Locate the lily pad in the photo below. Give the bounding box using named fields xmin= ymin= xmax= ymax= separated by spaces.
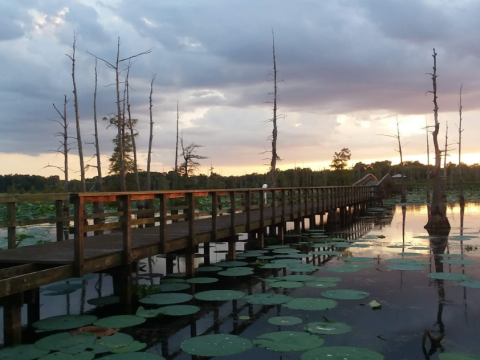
xmin=384 ymin=258 xmax=417 ymax=264
xmin=44 ymin=283 xmax=82 ymax=292
xmin=302 ymin=346 xmax=385 ymax=360
xmin=218 ymin=268 xmax=254 ymax=276
xmin=409 ymin=247 xmax=431 ymax=250
xmin=135 ymin=306 xmax=163 ymax=318
xmin=244 ymin=293 xmax=292 ymax=305
xmin=305 ymin=321 xmax=352 ymax=335
xmin=459 ymin=280 xmax=480 ymax=289
xmin=386 ymin=264 xmax=426 ymax=271
xmin=33 ymin=315 xmax=97 ymax=331
xmin=269 ymin=281 xmax=303 ymax=289
xmin=194 ymin=290 xmax=245 ymax=301
xmin=268 ymin=316 xmax=302 ymax=326
xmin=428 ymin=273 xmax=473 ymax=281
xmin=450 ymin=235 xmax=477 ymax=241
xmin=321 ymin=289 xmax=369 ymax=300
xmin=95 ymin=333 xmax=133 ymax=351
xmin=96 ymin=352 xmax=166 ymax=360
xmin=283 ymin=297 xmax=337 ymax=311
xmin=253 ymin=331 xmax=324 ymax=352
xmin=441 ymin=259 xmax=476 ymax=265
xmin=185 ymin=277 xmax=218 ymax=284
xmin=386 ymin=245 xmax=406 ymax=248
xmin=139 ymin=293 xmax=193 ymax=306
xmin=35 ymin=333 xmax=74 ymax=351
xmin=290 ymin=265 xmax=321 ymax=272
xmin=196 ymin=266 xmax=222 ymax=272
xmin=215 ymin=261 xmax=249 ymax=267
xmin=39 ymin=353 xmax=94 ymax=360
xmin=305 ymin=281 xmax=337 ymax=288
xmin=157 ymin=305 xmax=200 ymax=316
xmin=93 ymin=315 xmax=145 ymax=329
xmin=437 ymin=254 xmax=465 ymax=258
xmin=439 ymin=353 xmax=480 ymax=360
xmin=0 ymin=345 xmax=49 ymax=360
xmin=260 ymin=263 xmax=287 ymax=269
xmin=180 ymin=334 xmax=252 ymax=356
xmin=158 ymin=283 xmax=190 ymax=292
xmin=282 ymin=274 xmax=317 ymax=282
xmin=87 ymin=296 xmax=120 ymax=306
xmin=110 ymin=341 xmax=146 ymax=354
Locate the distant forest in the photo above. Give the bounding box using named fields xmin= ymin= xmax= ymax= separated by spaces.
xmin=1 ymin=160 xmax=480 ymax=194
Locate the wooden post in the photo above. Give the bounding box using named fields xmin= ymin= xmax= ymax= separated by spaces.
xmin=289 ymin=189 xmax=294 ymax=221
xmin=259 ymin=190 xmax=265 ymax=232
xmin=25 ymin=288 xmax=40 ymax=324
xmin=72 ymin=194 xmax=85 ymax=276
xmin=230 ymin=191 xmax=236 ymax=237
xmin=7 ymin=202 xmax=16 ymax=249
xmin=278 ymin=224 xmax=284 ymax=244
xmin=114 ymin=265 xmax=133 ymax=309
xmin=258 ymin=230 xmax=265 ymax=249
xmin=246 ymin=190 xmax=251 ymax=233
xmin=2 ymin=293 xmax=23 ymax=345
xmin=55 ymin=200 xmax=64 ymax=242
xmin=120 ymin=195 xmax=132 ymax=265
xmin=298 ymin=189 xmax=302 ymax=218
xmin=271 ymin=189 xmax=276 ymax=225
xmin=321 ymin=188 xmax=325 ymax=213
xmin=186 ymin=193 xmax=195 ymax=277
xmin=166 ymin=254 xmax=175 ymax=274
xmin=281 ymin=189 xmax=286 ymax=224
xmin=211 ymin=191 xmax=218 ymax=242
xmin=227 ymin=236 xmax=236 ymax=260
xmin=159 ymin=193 xmax=167 ymax=253
xmin=203 ymin=242 xmax=211 ymax=265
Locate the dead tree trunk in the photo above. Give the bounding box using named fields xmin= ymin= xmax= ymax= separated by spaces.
xmin=175 ymin=102 xmax=179 ymax=174
xmin=396 ymin=116 xmax=406 ymax=202
xmin=458 ymin=84 xmax=465 ymax=205
xmin=425 ymin=118 xmax=431 ymax=203
xmin=93 ymin=59 xmax=103 ymax=192
xmin=125 ymin=65 xmax=141 ymax=192
xmin=87 ymin=38 xmax=151 ymax=191
xmin=425 ymin=48 xmax=450 ymax=231
xmin=67 ymin=33 xmax=86 ymax=192
xmin=269 ymin=30 xmax=280 ymax=188
xmin=146 ymin=74 xmax=156 ymax=191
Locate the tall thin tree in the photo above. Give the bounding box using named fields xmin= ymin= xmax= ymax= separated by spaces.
xmin=88 ymin=38 xmax=151 ymax=191
xmin=425 ymin=117 xmax=431 ymax=203
xmin=146 ymin=74 xmax=156 ymax=191
xmin=268 ymin=30 xmax=280 ymax=187
xmin=175 ymin=102 xmax=179 ymax=174
xmin=66 ymin=33 xmax=86 ymax=192
xmin=93 ymin=59 xmax=103 ymax=191
xmin=125 ymin=64 xmax=141 ymax=191
xmin=49 ymin=95 xmax=70 ymax=192
xmin=458 ymin=84 xmax=465 ymax=205
xmin=425 ymin=48 xmax=450 ymax=231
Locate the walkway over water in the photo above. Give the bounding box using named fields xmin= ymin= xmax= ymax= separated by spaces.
xmin=0 ymin=185 xmax=378 ymax=344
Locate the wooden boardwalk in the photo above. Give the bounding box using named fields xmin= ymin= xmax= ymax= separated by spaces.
xmin=0 ymin=186 xmax=376 ymax=344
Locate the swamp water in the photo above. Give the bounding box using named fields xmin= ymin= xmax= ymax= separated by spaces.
xmin=1 ymin=202 xmax=480 ymax=359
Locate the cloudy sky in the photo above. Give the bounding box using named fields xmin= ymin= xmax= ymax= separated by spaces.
xmin=1 ymin=0 xmax=480 ymax=179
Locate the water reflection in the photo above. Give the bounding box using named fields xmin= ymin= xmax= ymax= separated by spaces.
xmin=6 ymin=202 xmax=480 ymax=359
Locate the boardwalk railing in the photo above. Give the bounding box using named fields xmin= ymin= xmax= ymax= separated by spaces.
xmin=0 ymin=186 xmax=375 ymax=275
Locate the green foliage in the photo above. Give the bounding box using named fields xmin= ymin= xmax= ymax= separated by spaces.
xmin=132 ymin=284 xmax=161 ymax=299
xmin=330 ymin=148 xmax=351 ymax=170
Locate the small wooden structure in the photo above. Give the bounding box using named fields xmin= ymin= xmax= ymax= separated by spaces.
xmin=0 ymin=185 xmax=380 ymax=345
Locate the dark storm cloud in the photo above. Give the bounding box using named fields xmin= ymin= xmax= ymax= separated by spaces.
xmin=2 ymin=0 xmax=480 ymax=172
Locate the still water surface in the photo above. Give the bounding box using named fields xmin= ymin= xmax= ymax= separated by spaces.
xmin=2 ymin=202 xmax=480 ymax=359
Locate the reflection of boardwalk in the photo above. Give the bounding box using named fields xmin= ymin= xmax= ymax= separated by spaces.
xmin=0 ymin=186 xmax=375 ymax=345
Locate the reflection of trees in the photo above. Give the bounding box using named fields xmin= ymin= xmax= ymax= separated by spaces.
xmin=423 ymin=229 xmax=449 ymax=359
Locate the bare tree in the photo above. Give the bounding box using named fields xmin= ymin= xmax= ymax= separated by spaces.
xmin=92 ymin=59 xmax=103 ymax=191
xmin=88 ymin=38 xmax=151 ymax=191
xmin=47 ymin=95 xmax=70 ymax=192
xmin=425 ymin=49 xmax=450 ymax=231
xmin=180 ymin=137 xmax=208 ymax=187
xmin=125 ymin=64 xmax=141 ymax=191
xmin=425 ymin=117 xmax=431 ymax=203
xmin=66 ymin=33 xmax=86 ymax=192
xmin=146 ymin=74 xmax=156 ymax=191
xmin=268 ymin=30 xmax=281 ymax=187
xmin=443 ymin=121 xmax=448 ymax=179
xmin=377 ymin=116 xmax=406 ymax=201
xmin=457 ymin=84 xmax=465 ymax=205
xmin=175 ymin=102 xmax=179 ymax=173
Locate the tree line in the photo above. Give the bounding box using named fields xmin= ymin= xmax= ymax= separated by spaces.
xmin=3 ymin=159 xmax=480 ymax=194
